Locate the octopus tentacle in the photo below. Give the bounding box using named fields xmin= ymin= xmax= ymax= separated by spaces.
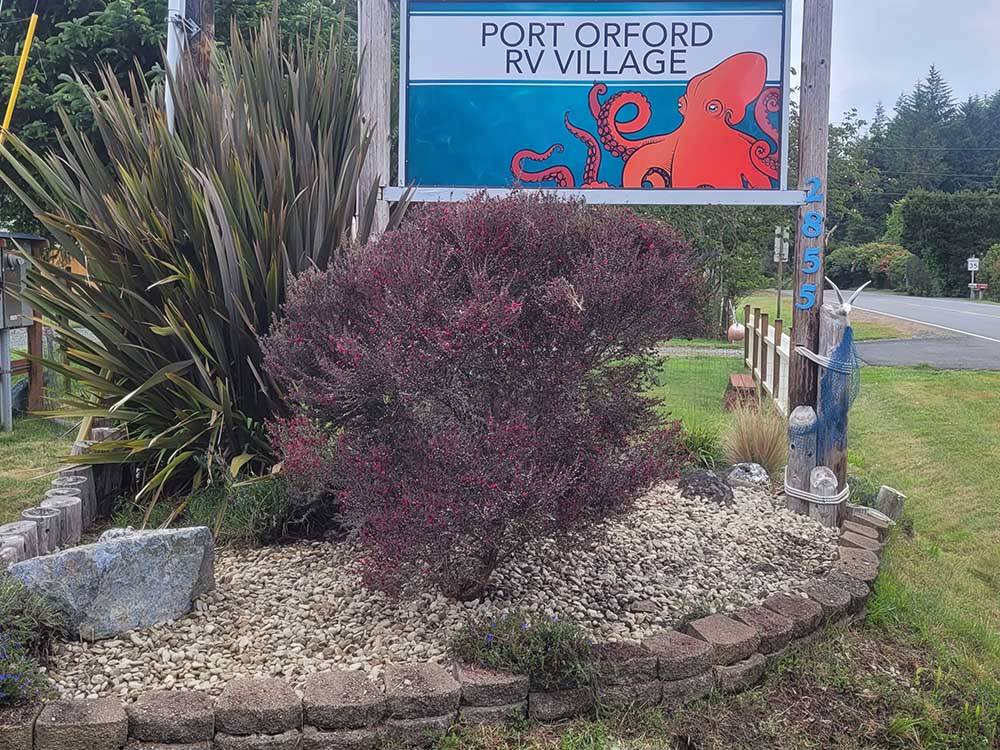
xmin=591 ymin=83 xmax=658 ymax=160
xmin=564 ymin=114 xmax=608 ymax=188
xmin=510 ymin=145 xmax=575 ymax=188
xmin=754 ymin=86 xmax=782 ymax=145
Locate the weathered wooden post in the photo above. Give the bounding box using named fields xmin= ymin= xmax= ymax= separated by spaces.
xmin=772 ymin=319 xmax=783 ymax=397
xmin=875 ymin=486 xmax=906 ymax=521
xmin=41 ymin=495 xmax=83 ymax=546
xmin=53 ymin=473 xmax=95 ymax=530
xmin=786 ymin=406 xmax=818 ymax=515
xmin=743 ymin=305 xmax=751 ymax=362
xmin=359 ymin=0 xmax=392 ymax=233
xmin=20 ymin=507 xmax=61 ymax=552
xmin=0 ymin=520 xmax=40 ymax=559
xmin=1 ymin=534 xmax=26 ymax=563
xmin=751 ymin=307 xmax=761 ymax=374
xmin=808 ymin=466 xmax=839 ymax=527
xmin=0 ymin=544 xmax=16 ymax=570
xmin=759 ymin=312 xmax=770 ymax=385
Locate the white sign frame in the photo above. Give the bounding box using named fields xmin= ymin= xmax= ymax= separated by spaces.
xmin=386 ymin=0 xmax=802 ymax=206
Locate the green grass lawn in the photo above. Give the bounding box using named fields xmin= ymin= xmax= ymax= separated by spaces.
xmin=648 ymin=355 xmax=744 ymax=430
xmin=738 ymin=290 xmax=909 ymax=342
xmin=850 ymin=366 xmax=1000 ymax=681
xmin=0 ymin=418 xmax=76 ymax=524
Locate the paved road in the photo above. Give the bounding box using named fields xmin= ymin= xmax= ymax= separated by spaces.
xmin=852 ymin=292 xmax=1000 ymax=370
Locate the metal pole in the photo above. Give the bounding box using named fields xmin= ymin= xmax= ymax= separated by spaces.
xmin=165 ymin=0 xmax=186 ymax=132
xmin=0 ymin=328 xmax=11 ymax=432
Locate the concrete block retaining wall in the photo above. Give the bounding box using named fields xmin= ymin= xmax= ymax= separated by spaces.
xmin=0 ymin=515 xmax=889 ymax=750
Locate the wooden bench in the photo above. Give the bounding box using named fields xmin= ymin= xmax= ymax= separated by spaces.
xmin=724 ymin=372 xmax=758 ymax=411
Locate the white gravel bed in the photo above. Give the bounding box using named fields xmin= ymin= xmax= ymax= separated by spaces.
xmin=48 ymin=482 xmax=838 ymax=699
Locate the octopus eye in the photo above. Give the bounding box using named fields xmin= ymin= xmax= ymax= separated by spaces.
xmin=706 ymin=100 xmax=722 ymax=114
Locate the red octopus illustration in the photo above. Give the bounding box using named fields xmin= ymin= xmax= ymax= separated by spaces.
xmin=510 ymin=51 xmax=780 ymax=190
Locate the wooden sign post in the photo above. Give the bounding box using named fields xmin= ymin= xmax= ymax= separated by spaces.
xmin=358 ymin=0 xmax=392 ymax=233
xmin=788 ymin=0 xmax=834 ymax=411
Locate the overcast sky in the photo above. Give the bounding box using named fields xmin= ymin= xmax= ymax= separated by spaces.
xmin=789 ymin=0 xmax=1000 ymax=124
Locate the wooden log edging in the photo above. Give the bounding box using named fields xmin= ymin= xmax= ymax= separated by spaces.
xmin=0 ymin=516 xmax=890 ymax=750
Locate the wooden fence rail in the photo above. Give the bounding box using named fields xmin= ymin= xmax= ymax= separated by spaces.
xmin=744 ymin=306 xmax=791 ymax=415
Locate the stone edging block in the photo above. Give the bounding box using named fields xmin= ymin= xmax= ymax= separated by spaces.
xmin=214 ymin=678 xmax=302 ymax=736
xmin=303 ymin=670 xmax=385 ymax=730
xmin=642 ymin=629 xmax=713 ymax=680
xmin=453 ymin=664 xmax=529 ymax=707
xmin=214 ymin=729 xmax=301 ymax=749
xmin=35 ymin=697 xmax=127 ymax=750
xmin=732 ymin=605 xmax=794 ymax=654
xmin=383 ymin=663 xmax=460 ymax=720
xmin=685 ymin=614 xmax=761 ymax=665
xmin=762 ymin=593 xmax=823 ymax=638
xmin=127 ymin=689 xmax=214 ymax=743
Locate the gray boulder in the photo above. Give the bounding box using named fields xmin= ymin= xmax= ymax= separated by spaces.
xmin=726 ymin=463 xmax=771 ymax=490
xmin=9 ymin=527 xmax=214 ymax=640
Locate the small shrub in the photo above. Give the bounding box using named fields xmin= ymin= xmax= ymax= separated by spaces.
xmin=450 ymin=611 xmax=594 ymax=691
xmin=0 ymin=576 xmax=64 ymax=660
xmin=847 ymin=474 xmax=880 ymax=508
xmin=680 ymin=423 xmax=722 ymax=469
xmin=825 ymin=246 xmax=867 ymax=289
xmin=901 ymin=255 xmax=938 ymax=297
xmin=887 ymin=251 xmax=915 ymax=290
xmin=981 ymin=243 xmax=1000 ymax=301
xmin=721 ymin=402 xmax=787 ymax=478
xmin=0 ymin=635 xmax=48 ymax=707
xmin=856 ymin=243 xmax=910 ymax=288
xmin=264 ymin=194 xmax=703 ymax=599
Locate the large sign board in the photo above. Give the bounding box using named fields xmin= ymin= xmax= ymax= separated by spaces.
xmin=396 ymin=0 xmax=796 ymax=204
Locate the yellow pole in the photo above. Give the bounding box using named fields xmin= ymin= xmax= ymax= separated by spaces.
xmin=1 ymin=10 xmax=40 ymax=144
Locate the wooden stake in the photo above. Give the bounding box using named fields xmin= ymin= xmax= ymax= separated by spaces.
xmin=772 ymin=319 xmax=783 ymax=397
xmin=759 ymin=312 xmax=769 ymax=384
xmin=0 ymin=520 xmax=40 ymax=559
xmin=53 ymin=473 xmax=95 ymax=530
xmin=21 ymin=507 xmax=61 ymax=552
xmin=1 ymin=535 xmax=26 ymax=563
xmin=786 ymin=406 xmax=817 ymax=515
xmin=41 ymin=496 xmax=83 ymax=547
xmin=815 ymin=302 xmax=850 ymax=490
xmin=875 ymin=486 xmax=906 ymax=521
xmin=358 ymin=0 xmax=392 ymax=233
xmin=751 ymin=307 xmax=761 ymax=373
xmin=743 ymin=304 xmax=751 ymax=362
xmin=788 ymin=0 xmax=834 ymax=411
xmin=808 ymin=466 xmax=839 ymax=528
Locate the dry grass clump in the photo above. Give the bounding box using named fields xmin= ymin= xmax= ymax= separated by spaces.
xmin=722 ymin=402 xmax=787 ymax=477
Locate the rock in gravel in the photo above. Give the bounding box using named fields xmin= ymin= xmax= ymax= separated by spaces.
xmin=9 ymin=527 xmax=214 ymax=640
xmin=678 ymin=470 xmax=735 ymax=506
xmin=726 ymin=463 xmax=770 ymax=490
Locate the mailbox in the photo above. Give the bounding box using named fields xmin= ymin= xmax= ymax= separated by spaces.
xmin=1 ymin=254 xmax=32 ymax=329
